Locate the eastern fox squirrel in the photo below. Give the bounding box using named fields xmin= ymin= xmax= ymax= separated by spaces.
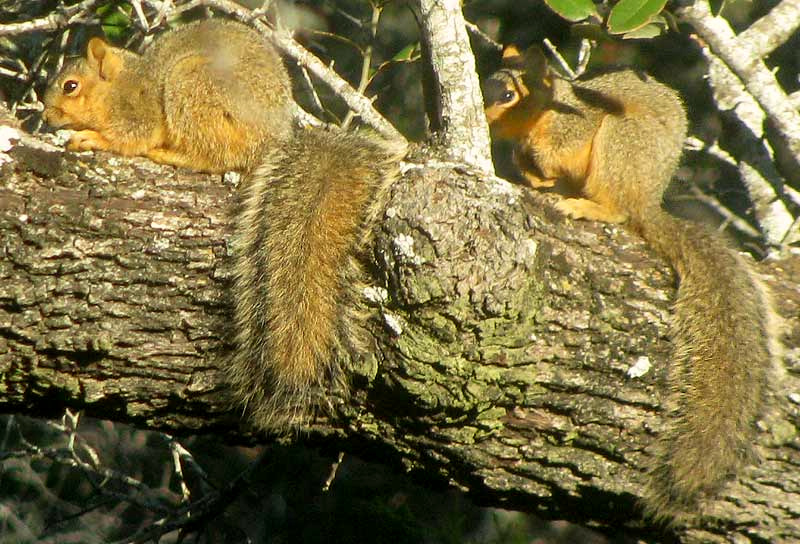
xmin=484 ymin=45 xmax=781 ymax=522
xmin=43 ymin=18 xmax=405 ymax=428
xmin=43 ymin=19 xmax=293 ymax=172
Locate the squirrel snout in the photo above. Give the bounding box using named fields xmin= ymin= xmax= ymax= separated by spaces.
xmin=41 ymin=106 xmax=62 ymax=127
xmin=41 ymin=106 xmax=77 ymax=130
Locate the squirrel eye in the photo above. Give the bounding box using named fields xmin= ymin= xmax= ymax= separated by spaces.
xmin=500 ymin=89 xmax=516 ymax=103
xmin=62 ymin=80 xmax=79 ymax=95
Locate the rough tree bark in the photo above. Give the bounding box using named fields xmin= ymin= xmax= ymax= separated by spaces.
xmin=1 ymin=119 xmax=799 ymax=543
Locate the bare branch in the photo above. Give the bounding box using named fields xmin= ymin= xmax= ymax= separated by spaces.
xmin=0 ymin=13 xmax=64 ymax=35
xmin=678 ymin=1 xmax=800 ymax=162
xmin=0 ymin=0 xmax=101 ymax=35
xmin=342 ymin=3 xmax=381 ymax=130
xmin=543 ymin=38 xmax=578 ymax=80
xmin=697 ymin=47 xmax=797 ymax=245
xmin=415 ymin=0 xmax=493 ymax=172
xmin=679 ymin=3 xmax=799 ymax=246
xmin=737 ymin=0 xmax=800 ymax=58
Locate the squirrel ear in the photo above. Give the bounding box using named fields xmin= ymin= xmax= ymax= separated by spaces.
xmin=501 ymin=44 xmax=550 ymax=78
xmin=501 ymin=45 xmax=522 ymax=62
xmin=521 ymin=45 xmax=549 ymax=81
xmin=500 ymin=45 xmax=525 ymax=70
xmin=86 ymin=37 xmax=124 ymax=81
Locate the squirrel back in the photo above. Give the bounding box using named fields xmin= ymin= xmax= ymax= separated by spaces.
xmin=485 ymin=45 xmax=782 ymax=522
xmin=43 ymin=19 xmax=292 ymax=172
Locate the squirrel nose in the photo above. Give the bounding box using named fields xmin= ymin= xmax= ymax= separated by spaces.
xmin=42 ymin=107 xmax=63 ymax=127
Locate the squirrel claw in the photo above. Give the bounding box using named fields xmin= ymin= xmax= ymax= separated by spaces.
xmin=67 ymin=130 xmax=109 ymax=152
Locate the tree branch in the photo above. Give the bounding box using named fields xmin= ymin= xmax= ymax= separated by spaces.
xmin=678 ymin=1 xmax=799 ymax=246
xmin=0 ymin=0 xmax=101 ymax=36
xmin=1 ymin=116 xmax=798 ymax=543
xmin=414 ymin=0 xmax=493 ymax=172
xmin=678 ymin=0 xmax=800 ymax=165
xmin=686 ymin=44 xmax=797 ymax=246
xmin=737 ymin=0 xmax=800 ymax=58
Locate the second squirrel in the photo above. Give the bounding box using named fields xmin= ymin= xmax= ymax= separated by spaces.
xmin=484 ymin=45 xmax=781 ymax=522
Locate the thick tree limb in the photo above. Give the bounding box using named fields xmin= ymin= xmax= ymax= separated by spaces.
xmin=1 ymin=126 xmax=799 ymax=542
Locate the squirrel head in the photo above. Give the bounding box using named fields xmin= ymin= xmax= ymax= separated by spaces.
xmin=483 ymin=45 xmax=555 ymax=140
xmin=42 ymin=37 xmax=131 ymax=131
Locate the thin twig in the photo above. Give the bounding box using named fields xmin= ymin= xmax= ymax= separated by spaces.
xmin=0 ymin=0 xmax=102 ymax=35
xmin=687 ymin=185 xmax=762 ymax=239
xmin=575 ymin=39 xmax=592 ymax=77
xmin=322 ymin=451 xmax=345 ymax=492
xmin=343 ymin=3 xmax=381 ymax=129
xmin=685 ymin=133 xmax=797 ymax=245
xmin=113 ymin=448 xmax=273 ymax=544
xmin=5 ymin=414 xmax=177 ymax=515
xmin=542 ymin=38 xmax=577 ymax=80
xmin=170 ymin=438 xmax=193 ymax=502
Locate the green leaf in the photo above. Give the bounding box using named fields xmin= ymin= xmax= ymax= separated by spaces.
xmin=392 ymin=43 xmax=419 ymax=62
xmin=98 ymin=3 xmax=132 ymax=41
xmin=570 ymin=22 xmax=612 ymax=42
xmin=607 ymin=0 xmax=667 ymax=34
xmin=543 ymin=0 xmax=600 ymax=22
xmin=621 ymin=22 xmax=665 ymax=39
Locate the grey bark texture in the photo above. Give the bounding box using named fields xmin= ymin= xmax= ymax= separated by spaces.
xmin=415 ymin=0 xmax=493 ymax=172
xmin=1 ymin=123 xmax=799 ymax=542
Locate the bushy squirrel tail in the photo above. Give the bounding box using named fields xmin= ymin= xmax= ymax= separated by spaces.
xmin=228 ymin=127 xmax=405 ymax=430
xmin=633 ymin=207 xmax=781 ymax=521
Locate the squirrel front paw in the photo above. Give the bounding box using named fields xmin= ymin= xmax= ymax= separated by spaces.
xmin=521 ymin=171 xmax=557 ymax=188
xmin=67 ymin=130 xmax=110 ymax=152
xmin=554 ymin=197 xmax=628 ymax=224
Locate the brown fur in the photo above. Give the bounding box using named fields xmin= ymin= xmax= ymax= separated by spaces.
xmin=230 ymin=129 xmax=404 ymax=428
xmin=43 ymin=19 xmax=292 ymax=173
xmin=485 ymin=45 xmax=782 ymax=522
xmin=43 ymin=19 xmax=407 ymax=430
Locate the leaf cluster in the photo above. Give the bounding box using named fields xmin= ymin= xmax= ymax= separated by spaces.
xmin=543 ymin=0 xmax=672 ymax=39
